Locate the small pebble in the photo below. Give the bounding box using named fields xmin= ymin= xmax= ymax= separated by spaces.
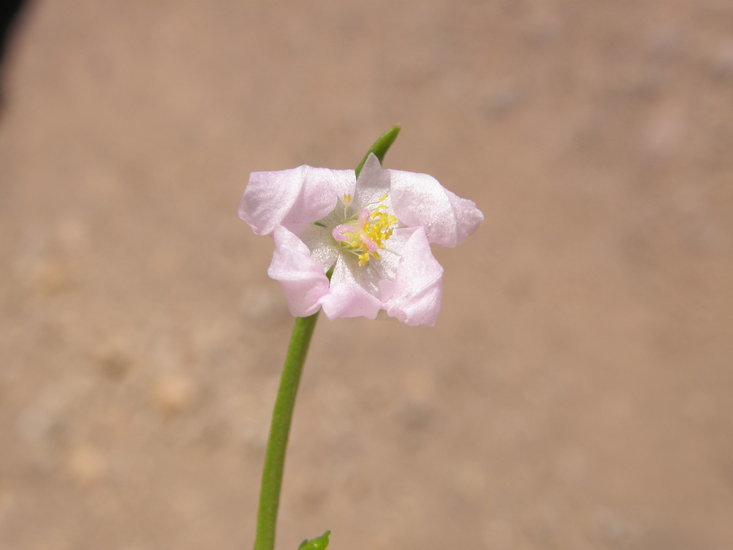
xmin=67 ymin=445 xmax=106 ymax=484
xmin=96 ymin=348 xmax=132 ymax=379
xmin=153 ymin=373 xmax=197 ymax=415
xmin=29 ymin=258 xmax=72 ymax=296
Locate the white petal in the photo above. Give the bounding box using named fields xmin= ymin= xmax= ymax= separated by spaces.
xmin=299 ymin=224 xmax=339 ymax=270
xmin=353 ymin=153 xmax=391 ymax=210
xmin=320 ymin=256 xmax=382 ymax=320
xmin=380 ymin=227 xmax=444 ymax=326
xmin=267 ymin=226 xmax=329 ymax=317
xmin=239 ymin=166 xmax=355 ymax=235
xmin=389 ymin=169 xmax=484 ymax=247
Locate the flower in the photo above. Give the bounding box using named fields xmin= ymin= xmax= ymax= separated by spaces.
xmin=239 ymin=154 xmax=483 ymax=326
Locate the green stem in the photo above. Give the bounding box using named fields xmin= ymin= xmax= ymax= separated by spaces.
xmin=253 ymin=312 xmax=320 ymax=550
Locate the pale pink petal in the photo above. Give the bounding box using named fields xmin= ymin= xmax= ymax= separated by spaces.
xmin=267 ymin=226 xmax=329 ymax=317
xmin=298 ymin=224 xmax=339 ymax=270
xmin=380 ymin=228 xmax=444 ymax=327
xmin=367 ymin=228 xmax=411 ymax=281
xmin=286 ymin=168 xmax=355 ymax=230
xmin=444 ymin=190 xmax=485 ymax=244
xmin=320 ymin=257 xmax=382 ymax=320
xmin=389 ymin=170 xmax=484 ymax=247
xmin=353 ymin=153 xmax=391 ymax=208
xmin=239 ymin=166 xmax=355 ymax=235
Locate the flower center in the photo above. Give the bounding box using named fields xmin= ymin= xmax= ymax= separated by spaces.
xmin=331 ymin=194 xmax=399 ymax=266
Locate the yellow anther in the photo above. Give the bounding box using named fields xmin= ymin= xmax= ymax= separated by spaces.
xmin=333 ymin=194 xmax=399 ymax=266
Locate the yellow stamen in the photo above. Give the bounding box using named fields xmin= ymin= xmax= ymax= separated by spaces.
xmin=335 ymin=194 xmax=398 ymax=266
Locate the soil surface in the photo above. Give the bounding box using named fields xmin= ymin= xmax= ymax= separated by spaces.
xmin=1 ymin=2 xmax=732 ymax=549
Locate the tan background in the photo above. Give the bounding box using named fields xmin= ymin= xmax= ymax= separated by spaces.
xmin=1 ymin=1 xmax=732 ymax=549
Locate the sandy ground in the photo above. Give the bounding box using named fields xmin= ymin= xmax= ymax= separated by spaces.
xmin=1 ymin=1 xmax=732 ymax=549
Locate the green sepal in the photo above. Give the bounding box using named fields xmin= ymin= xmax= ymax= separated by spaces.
xmin=298 ymin=530 xmax=331 ymax=549
xmin=354 ymin=125 xmax=401 ymax=177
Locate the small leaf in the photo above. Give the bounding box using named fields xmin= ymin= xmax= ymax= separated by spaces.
xmin=298 ymin=530 xmax=331 ymax=549
xmin=355 ymin=125 xmax=401 ymax=177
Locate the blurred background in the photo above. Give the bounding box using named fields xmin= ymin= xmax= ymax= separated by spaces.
xmin=1 ymin=1 xmax=732 ymax=549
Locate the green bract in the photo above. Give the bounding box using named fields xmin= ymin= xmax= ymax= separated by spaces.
xmin=298 ymin=530 xmax=331 ymax=549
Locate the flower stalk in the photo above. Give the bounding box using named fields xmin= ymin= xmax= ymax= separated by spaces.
xmin=253 ymin=312 xmax=320 ymax=550
xmin=246 ymin=126 xmax=483 ymax=548
xmin=251 ymin=127 xmax=404 ymax=550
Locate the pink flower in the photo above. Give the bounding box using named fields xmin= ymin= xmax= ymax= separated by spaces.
xmin=239 ymin=154 xmax=483 ymax=326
